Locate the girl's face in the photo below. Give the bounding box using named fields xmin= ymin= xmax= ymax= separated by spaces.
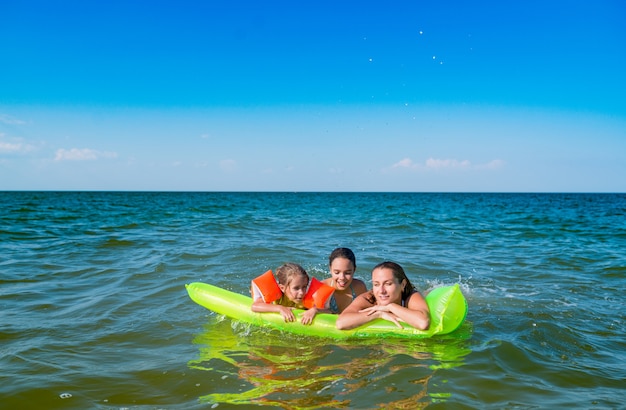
xmin=371 ymin=267 xmax=404 ymax=306
xmin=280 ymin=275 xmax=309 ymax=304
xmin=329 ymin=257 xmax=356 ymax=290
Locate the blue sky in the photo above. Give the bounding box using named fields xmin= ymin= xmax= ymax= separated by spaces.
xmin=1 ymin=1 xmax=625 ymax=192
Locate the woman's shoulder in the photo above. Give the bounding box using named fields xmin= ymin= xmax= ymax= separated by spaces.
xmin=406 ymin=290 xmax=428 ymax=309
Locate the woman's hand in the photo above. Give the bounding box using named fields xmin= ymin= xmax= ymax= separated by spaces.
xmin=360 ymin=304 xmax=393 ymax=315
xmin=379 ymin=311 xmax=403 ymax=328
xmin=359 ymin=305 xmax=403 ymax=328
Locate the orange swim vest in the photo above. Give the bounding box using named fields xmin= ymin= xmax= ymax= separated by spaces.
xmin=250 ymin=270 xmax=335 ymax=309
xmin=251 ymin=270 xmax=283 ymax=303
xmin=303 ymin=277 xmax=335 ymax=309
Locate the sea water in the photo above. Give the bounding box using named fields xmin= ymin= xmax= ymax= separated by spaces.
xmin=1 ymin=191 xmax=624 ymax=409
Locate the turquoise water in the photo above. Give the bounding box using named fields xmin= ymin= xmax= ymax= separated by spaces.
xmin=1 ymin=192 xmax=624 ymax=409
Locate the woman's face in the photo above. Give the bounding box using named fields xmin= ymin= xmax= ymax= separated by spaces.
xmin=280 ymin=275 xmax=308 ymax=304
xmin=371 ymin=267 xmax=404 ymax=306
xmin=329 ymin=257 xmax=356 ymax=290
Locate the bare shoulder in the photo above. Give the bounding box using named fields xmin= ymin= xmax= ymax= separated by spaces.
xmin=352 ymin=278 xmax=368 ymax=294
xmin=407 ymin=291 xmax=429 ymax=310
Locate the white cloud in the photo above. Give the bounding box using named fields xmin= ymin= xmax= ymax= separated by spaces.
xmin=392 ymin=158 xmax=418 ymax=169
xmin=54 ymin=148 xmax=118 ymax=161
xmin=477 ymin=159 xmax=505 ymax=169
xmin=0 ymin=114 xmax=26 ymax=125
xmin=219 ymin=159 xmax=237 ymax=172
xmin=0 ymin=135 xmax=36 ymax=154
xmin=387 ymin=157 xmax=504 ymax=172
xmin=0 ymin=140 xmax=24 ymax=153
xmin=425 ymin=158 xmax=471 ymax=169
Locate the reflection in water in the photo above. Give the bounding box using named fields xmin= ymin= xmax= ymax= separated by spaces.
xmin=189 ymin=316 xmax=472 ymax=409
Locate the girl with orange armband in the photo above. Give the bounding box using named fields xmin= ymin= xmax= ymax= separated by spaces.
xmin=251 ymin=263 xmax=334 ymax=325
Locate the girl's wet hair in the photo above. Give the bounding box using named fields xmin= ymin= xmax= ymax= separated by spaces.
xmin=275 ymin=262 xmax=309 ymax=286
xmin=329 ymin=247 xmax=356 ymax=268
xmin=372 ymin=261 xmax=416 ymax=301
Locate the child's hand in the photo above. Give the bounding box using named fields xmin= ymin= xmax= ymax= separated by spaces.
xmin=301 ymin=307 xmax=317 ymax=325
xmin=278 ymin=306 xmax=296 ymax=322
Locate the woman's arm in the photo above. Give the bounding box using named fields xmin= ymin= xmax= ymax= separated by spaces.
xmin=335 ymin=294 xmax=377 ymax=330
xmin=401 ymin=292 xmax=430 ymax=330
xmin=360 ymin=292 xmax=430 ymax=330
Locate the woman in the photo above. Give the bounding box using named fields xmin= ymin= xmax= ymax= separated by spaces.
xmin=323 ymin=247 xmax=367 ymax=313
xmin=336 ymin=261 xmax=430 ymax=330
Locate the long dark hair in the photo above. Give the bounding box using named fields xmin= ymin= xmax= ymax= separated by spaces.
xmin=371 ymin=261 xmax=416 ymax=302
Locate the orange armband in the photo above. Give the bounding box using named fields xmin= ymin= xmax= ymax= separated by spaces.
xmin=303 ymin=277 xmax=335 ymax=309
xmin=251 ymin=270 xmax=282 ymax=303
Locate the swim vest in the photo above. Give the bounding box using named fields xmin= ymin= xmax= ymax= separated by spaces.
xmin=251 ymin=270 xmax=335 ymax=309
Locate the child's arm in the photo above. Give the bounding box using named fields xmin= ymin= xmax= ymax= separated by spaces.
xmin=300 ymin=306 xmax=318 ymax=325
xmin=251 ymin=299 xmax=296 ymax=322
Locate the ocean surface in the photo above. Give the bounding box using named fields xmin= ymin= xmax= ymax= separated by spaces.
xmin=1 ymin=191 xmax=624 ymax=409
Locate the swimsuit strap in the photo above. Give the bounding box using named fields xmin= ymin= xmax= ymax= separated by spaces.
xmin=329 ymin=294 xmax=339 ymax=314
xmin=402 ymin=291 xmax=416 ymax=307
xmin=328 ymin=283 xmax=357 ymax=314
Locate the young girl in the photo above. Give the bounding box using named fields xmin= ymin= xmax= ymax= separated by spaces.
xmin=323 ymin=248 xmax=367 ymax=313
xmin=251 ymin=263 xmax=327 ymax=325
xmin=336 ymin=261 xmax=430 ymax=330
